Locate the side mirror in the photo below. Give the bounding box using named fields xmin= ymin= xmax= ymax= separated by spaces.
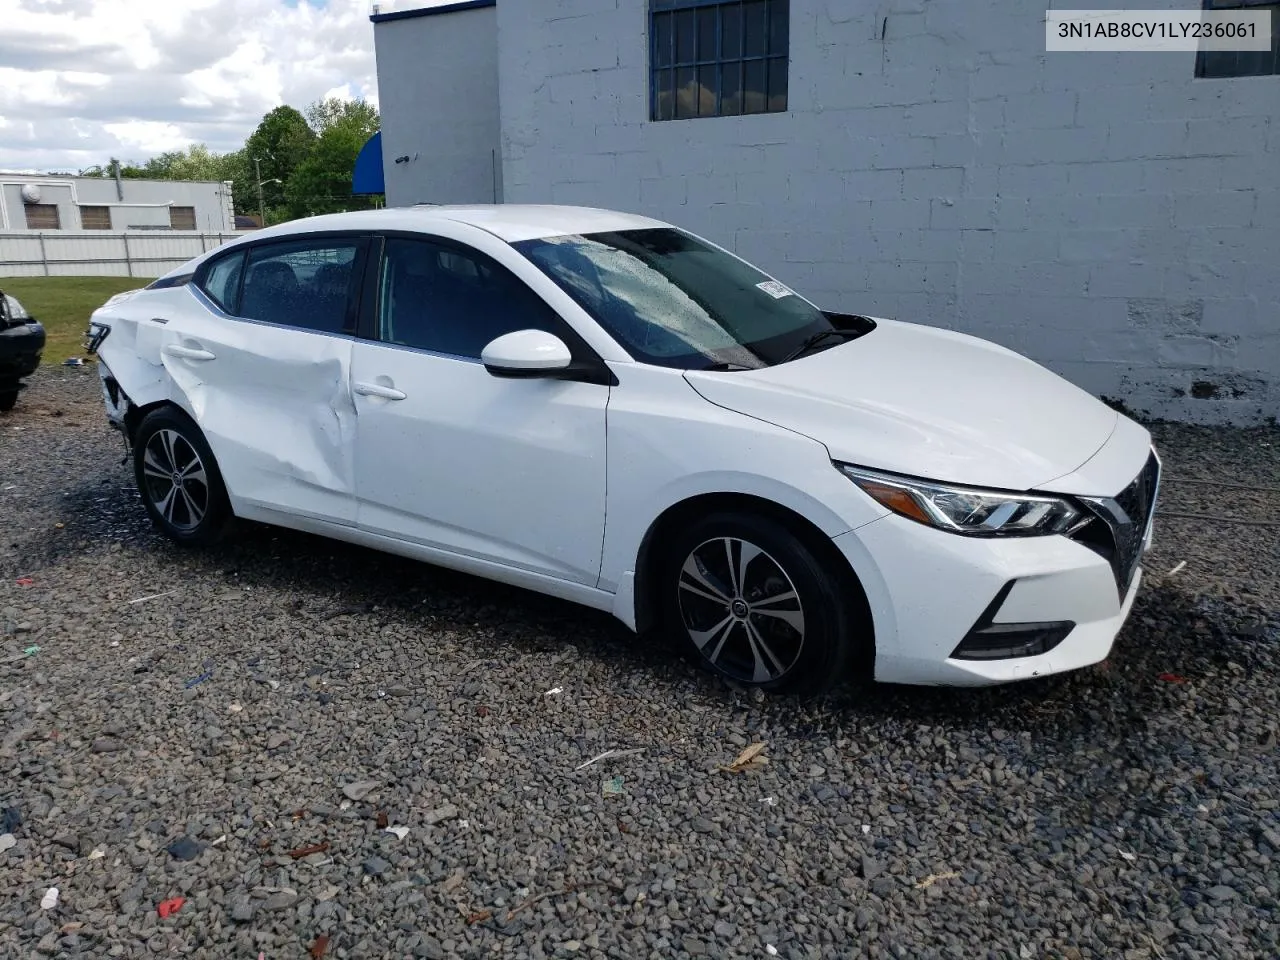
xmin=481 ymin=329 xmax=573 ymax=378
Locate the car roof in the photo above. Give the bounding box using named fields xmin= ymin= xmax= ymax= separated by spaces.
xmin=245 ymin=205 xmax=670 ymax=244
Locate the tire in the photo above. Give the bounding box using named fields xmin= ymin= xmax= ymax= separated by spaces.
xmin=132 ymin=406 xmax=234 ymax=546
xmin=660 ymin=511 xmax=864 ymax=695
xmin=0 ymin=389 xmax=17 ymax=412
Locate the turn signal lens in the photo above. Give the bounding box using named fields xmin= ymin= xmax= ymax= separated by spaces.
xmin=855 ymin=481 xmax=934 ymax=526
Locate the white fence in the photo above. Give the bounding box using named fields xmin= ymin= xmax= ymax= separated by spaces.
xmin=0 ymin=231 xmax=246 ymax=278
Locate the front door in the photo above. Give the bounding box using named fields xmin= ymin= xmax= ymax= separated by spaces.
xmin=351 ymin=235 xmax=609 ymax=585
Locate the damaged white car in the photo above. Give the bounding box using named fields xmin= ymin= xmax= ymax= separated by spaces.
xmin=88 ymin=205 xmax=1158 ymax=693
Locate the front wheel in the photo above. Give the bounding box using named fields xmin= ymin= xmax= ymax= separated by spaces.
xmin=132 ymin=407 xmax=234 ymax=546
xmin=660 ymin=512 xmax=864 ymax=694
xmin=0 ymin=386 xmax=18 ymax=411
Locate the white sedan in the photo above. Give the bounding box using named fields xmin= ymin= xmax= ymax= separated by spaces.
xmin=88 ymin=205 xmax=1158 ymax=693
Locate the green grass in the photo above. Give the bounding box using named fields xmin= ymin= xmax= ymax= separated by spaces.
xmin=1 ymin=276 xmax=155 ymax=364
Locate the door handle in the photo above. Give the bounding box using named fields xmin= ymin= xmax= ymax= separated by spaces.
xmin=163 ymin=344 xmax=216 ymax=361
xmin=353 ymin=381 xmax=407 ymax=401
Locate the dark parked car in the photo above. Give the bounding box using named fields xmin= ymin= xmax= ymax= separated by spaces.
xmin=0 ymin=289 xmax=46 ymax=410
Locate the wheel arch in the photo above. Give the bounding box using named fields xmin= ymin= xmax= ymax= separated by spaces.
xmin=123 ymin=398 xmax=195 ymax=443
xmin=632 ymin=492 xmax=874 ymax=659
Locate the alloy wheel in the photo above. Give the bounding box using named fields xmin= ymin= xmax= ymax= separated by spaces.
xmin=141 ymin=428 xmax=209 ymax=533
xmin=676 ymin=536 xmax=806 ymax=684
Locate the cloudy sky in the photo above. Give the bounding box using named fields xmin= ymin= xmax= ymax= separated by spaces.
xmin=0 ymin=0 xmax=390 ymax=173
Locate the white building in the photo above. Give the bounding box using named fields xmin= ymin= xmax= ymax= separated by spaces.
xmin=372 ymin=0 xmax=1280 ymax=423
xmin=0 ymin=174 xmax=235 ymax=233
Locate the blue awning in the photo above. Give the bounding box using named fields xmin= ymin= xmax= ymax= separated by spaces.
xmin=352 ymin=131 xmax=384 ymax=196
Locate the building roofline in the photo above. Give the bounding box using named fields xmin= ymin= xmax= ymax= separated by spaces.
xmin=0 ymin=172 xmax=231 ymax=186
xmin=370 ymin=0 xmax=495 ymax=24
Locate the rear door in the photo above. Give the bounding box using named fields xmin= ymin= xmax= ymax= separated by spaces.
xmin=164 ymin=233 xmax=369 ymax=523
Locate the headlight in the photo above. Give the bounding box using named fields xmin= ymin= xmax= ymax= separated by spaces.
xmin=838 ymin=464 xmax=1088 ymax=537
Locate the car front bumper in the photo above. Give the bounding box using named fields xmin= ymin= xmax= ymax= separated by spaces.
xmin=0 ymin=321 xmax=46 ymax=382
xmin=834 ymin=509 xmax=1153 ymax=686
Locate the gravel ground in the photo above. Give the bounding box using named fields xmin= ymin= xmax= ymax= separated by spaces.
xmin=1 ymin=367 xmax=1277 ymax=960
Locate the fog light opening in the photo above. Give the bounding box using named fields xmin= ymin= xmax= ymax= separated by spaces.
xmin=950 ymin=580 xmax=1075 ymax=661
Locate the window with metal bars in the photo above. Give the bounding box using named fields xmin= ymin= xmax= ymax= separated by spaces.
xmin=1196 ymin=0 xmax=1279 ymax=77
xmin=80 ymin=205 xmax=112 ymax=230
xmin=23 ymin=203 xmax=60 ymax=230
xmin=650 ymin=0 xmax=789 ymax=121
xmin=169 ymin=206 xmax=197 ymax=230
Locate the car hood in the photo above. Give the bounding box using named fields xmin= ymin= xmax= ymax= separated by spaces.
xmin=683 ymin=319 xmax=1119 ymax=492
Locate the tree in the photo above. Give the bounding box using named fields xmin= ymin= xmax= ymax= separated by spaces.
xmin=77 ymin=148 xmax=237 ymax=183
xmin=136 ymin=144 xmax=233 ymax=181
xmin=306 ymin=97 xmax=380 ymax=137
xmin=244 ymin=105 xmax=316 ymax=220
xmin=284 ymin=98 xmax=381 ymax=219
xmin=290 ymin=101 xmax=384 ymax=221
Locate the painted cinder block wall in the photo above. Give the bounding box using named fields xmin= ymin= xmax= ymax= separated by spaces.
xmin=374 ymin=4 xmax=503 ymax=208
xmin=495 ymin=0 xmax=1279 ymax=424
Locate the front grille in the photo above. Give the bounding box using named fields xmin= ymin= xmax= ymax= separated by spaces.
xmin=1072 ymin=450 xmax=1161 ymax=597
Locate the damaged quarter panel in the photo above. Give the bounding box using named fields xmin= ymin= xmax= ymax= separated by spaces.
xmin=91 ymin=287 xmax=171 ymax=420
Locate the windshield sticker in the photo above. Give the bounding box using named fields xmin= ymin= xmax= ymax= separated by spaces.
xmin=756 ymin=280 xmax=794 ymax=299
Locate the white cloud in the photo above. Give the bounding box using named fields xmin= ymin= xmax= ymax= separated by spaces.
xmin=0 ymin=0 xmax=379 ymax=173
xmin=101 ymin=120 xmax=192 ymax=154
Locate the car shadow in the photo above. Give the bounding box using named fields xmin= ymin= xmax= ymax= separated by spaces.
xmin=40 ymin=466 xmax=1279 ymax=746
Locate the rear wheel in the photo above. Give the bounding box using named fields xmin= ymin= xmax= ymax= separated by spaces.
xmin=0 ymin=386 xmax=18 ymax=411
xmin=132 ymin=407 xmax=234 ymax=545
xmin=660 ymin=511 xmax=863 ymax=694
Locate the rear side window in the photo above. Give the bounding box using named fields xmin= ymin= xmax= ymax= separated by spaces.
xmin=199 ymin=251 xmax=245 ymax=312
xmin=239 ymin=239 xmax=364 ymax=335
xmin=378 ymin=237 xmax=571 ymax=359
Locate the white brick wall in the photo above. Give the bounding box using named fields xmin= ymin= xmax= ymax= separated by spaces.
xmin=495 ymin=0 xmax=1280 ymax=423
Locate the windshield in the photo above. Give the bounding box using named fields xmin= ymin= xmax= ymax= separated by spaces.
xmin=513 ymin=228 xmax=850 ymax=370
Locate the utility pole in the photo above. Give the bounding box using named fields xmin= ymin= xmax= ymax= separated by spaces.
xmin=254 ymin=156 xmax=265 ymax=227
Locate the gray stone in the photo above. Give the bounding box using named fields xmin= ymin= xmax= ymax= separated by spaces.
xmin=166 ymin=837 xmax=203 ymax=861
xmin=424 ymin=804 xmax=458 ymax=825
xmin=364 ymin=857 xmax=392 ymax=876
xmin=342 ymin=780 xmax=380 ymax=801
xmin=412 ymin=934 xmax=445 ymax=959
xmin=229 ymin=897 xmax=254 ymax=923
xmin=313 ymin=901 xmax=341 ymax=920
xmin=262 ymin=891 xmax=298 ymax=911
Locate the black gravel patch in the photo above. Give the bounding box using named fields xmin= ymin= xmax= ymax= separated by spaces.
xmin=1 ymin=367 xmax=1277 ymax=959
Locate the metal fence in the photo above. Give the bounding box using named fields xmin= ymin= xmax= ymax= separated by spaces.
xmin=0 ymin=231 xmax=246 ymax=278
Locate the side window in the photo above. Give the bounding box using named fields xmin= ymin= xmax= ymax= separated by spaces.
xmin=378 ymin=237 xmax=569 ymax=359
xmin=199 ymin=250 xmax=245 ymax=313
xmin=240 ymin=240 xmax=363 ymax=334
